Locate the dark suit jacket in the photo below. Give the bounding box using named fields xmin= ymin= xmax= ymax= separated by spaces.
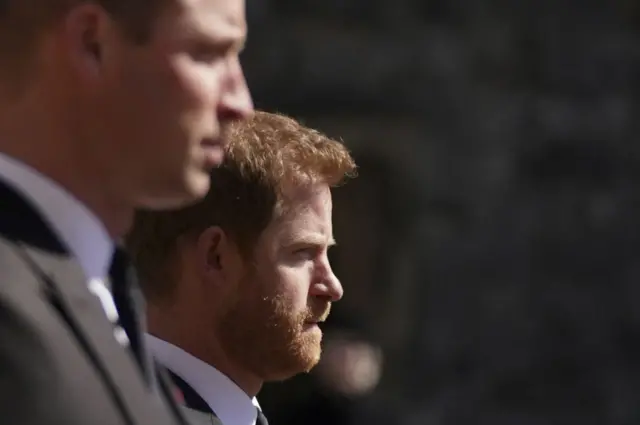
xmin=166 ymin=369 xmax=223 ymax=425
xmin=0 ymin=180 xmax=187 ymax=425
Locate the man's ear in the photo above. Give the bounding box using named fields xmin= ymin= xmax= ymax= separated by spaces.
xmin=62 ymin=3 xmax=118 ymax=82
xmin=195 ymin=226 xmax=240 ymax=286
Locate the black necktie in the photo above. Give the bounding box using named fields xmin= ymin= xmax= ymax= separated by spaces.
xmin=109 ymin=246 xmax=155 ymax=387
xmin=256 ymin=407 xmax=269 ymax=425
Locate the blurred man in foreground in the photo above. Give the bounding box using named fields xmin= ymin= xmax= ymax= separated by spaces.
xmin=0 ymin=0 xmax=252 ymax=423
xmin=126 ymin=111 xmax=356 ymax=425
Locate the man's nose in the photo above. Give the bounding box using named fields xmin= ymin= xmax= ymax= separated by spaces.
xmin=325 ymin=272 xmax=343 ymax=302
xmin=311 ymin=267 xmax=344 ymax=303
xmin=219 ymin=60 xmax=254 ymax=120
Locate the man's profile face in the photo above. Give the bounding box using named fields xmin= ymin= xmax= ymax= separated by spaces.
xmin=77 ymin=0 xmax=253 ymax=209
xmin=217 ymin=183 xmax=344 ymax=381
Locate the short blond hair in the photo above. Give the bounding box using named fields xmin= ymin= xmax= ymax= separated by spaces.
xmin=126 ymin=111 xmax=357 ymax=302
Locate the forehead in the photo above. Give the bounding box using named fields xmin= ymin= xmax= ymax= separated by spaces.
xmin=170 ymin=0 xmax=246 ymax=37
xmin=262 ymin=184 xmax=334 ymax=245
xmin=284 ymin=184 xmax=332 ymax=222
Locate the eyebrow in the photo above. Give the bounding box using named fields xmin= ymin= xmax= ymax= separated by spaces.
xmin=181 ymin=18 xmax=247 ymax=52
xmin=193 ymin=32 xmax=246 ymax=54
xmin=282 ymin=233 xmax=336 ymax=247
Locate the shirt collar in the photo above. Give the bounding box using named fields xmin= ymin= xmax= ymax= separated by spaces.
xmin=0 ymin=152 xmax=113 ymax=280
xmin=145 ymin=334 xmax=261 ymax=425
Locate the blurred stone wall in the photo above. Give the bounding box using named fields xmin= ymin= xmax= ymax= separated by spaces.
xmin=244 ymin=1 xmax=640 ymax=424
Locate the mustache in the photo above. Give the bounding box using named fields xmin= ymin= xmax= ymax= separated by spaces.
xmin=303 ymin=302 xmax=332 ymax=323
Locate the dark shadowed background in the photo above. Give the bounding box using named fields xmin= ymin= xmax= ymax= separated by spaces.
xmin=241 ymin=1 xmax=640 ymax=424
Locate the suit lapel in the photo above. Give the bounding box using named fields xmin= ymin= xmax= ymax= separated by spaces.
xmin=168 ymin=369 xmax=214 ymax=414
xmin=163 ymin=368 xmax=223 ymax=425
xmin=157 ymin=360 xmax=203 ymax=425
xmin=0 ymin=180 xmax=171 ymax=423
xmin=17 ymin=241 xmax=147 ymax=419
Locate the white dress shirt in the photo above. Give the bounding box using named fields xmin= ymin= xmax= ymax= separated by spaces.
xmin=0 ymin=152 xmax=120 ymax=334
xmin=145 ymin=334 xmax=262 ymax=425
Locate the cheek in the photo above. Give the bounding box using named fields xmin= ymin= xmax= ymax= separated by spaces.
xmin=170 ymin=55 xmax=223 ymax=109
xmin=274 ymin=265 xmax=313 ymax=309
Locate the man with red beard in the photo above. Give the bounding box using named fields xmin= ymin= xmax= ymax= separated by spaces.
xmin=125 ymin=111 xmax=356 ymax=425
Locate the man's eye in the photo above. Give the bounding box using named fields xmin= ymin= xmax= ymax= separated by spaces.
xmin=191 ymin=49 xmax=220 ymax=63
xmin=293 ymin=247 xmax=316 ymax=259
xmin=189 ymin=42 xmax=229 ymax=63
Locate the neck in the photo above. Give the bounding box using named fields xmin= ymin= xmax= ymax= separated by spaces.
xmin=203 ymin=342 xmax=264 ymax=399
xmin=0 ymin=98 xmax=133 ymax=239
xmin=148 ymin=306 xmax=264 ymax=398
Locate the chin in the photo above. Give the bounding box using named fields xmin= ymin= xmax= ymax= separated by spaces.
xmin=261 ymin=344 xmax=323 ymax=382
xmin=266 ymin=359 xmax=320 ymax=382
xmin=295 ymin=344 xmax=323 ymax=373
xmin=136 ymin=195 xmax=190 ymax=210
xmin=135 ymin=177 xmax=210 ymax=211
xmin=185 ymin=168 xmax=212 ymax=198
